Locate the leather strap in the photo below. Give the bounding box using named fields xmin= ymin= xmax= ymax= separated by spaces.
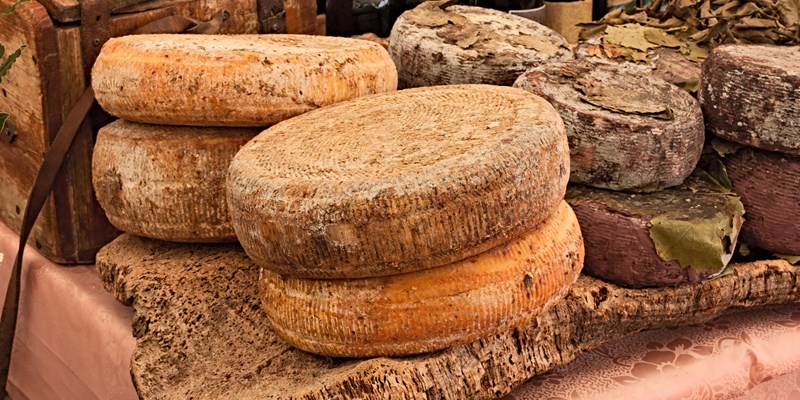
xmin=80 ymin=0 xmax=112 ymax=82
xmin=0 ymin=87 xmax=97 ymax=397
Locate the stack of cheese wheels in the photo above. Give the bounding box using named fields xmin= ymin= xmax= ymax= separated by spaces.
xmin=227 ymin=85 xmax=585 ymax=357
xmin=700 ymin=45 xmax=800 ymax=256
xmin=388 ymin=1 xmax=573 ymax=88
xmin=91 ymin=34 xmax=397 ymax=243
xmin=514 ymin=60 xmax=737 ymax=289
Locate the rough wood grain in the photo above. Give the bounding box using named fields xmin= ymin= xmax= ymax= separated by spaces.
xmin=96 ymin=234 xmax=800 ymax=400
xmin=92 ymin=120 xmax=260 ymax=243
xmin=388 ymin=2 xmax=573 ymax=88
xmin=724 ymin=146 xmax=800 ymax=255
xmin=700 ymin=45 xmax=800 ymax=156
xmin=227 ymin=85 xmax=570 ymax=279
xmin=262 ymin=202 xmax=583 ymax=357
xmin=92 ymin=34 xmax=398 ymax=127
xmin=514 ymin=60 xmax=705 ymax=192
xmin=567 ymin=182 xmax=743 ymax=288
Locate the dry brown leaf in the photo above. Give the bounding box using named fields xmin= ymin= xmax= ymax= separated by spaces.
xmin=604 ymin=24 xmax=661 ymax=51
xmin=574 ymin=76 xmax=674 ymax=119
xmin=644 ymin=28 xmax=685 ymax=47
xmin=507 ymin=34 xmax=561 ymax=55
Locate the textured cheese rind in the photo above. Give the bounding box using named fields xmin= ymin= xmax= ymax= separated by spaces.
xmin=389 ymin=4 xmax=573 ymax=88
xmin=514 ymin=61 xmax=704 ymax=192
xmin=227 ymin=85 xmax=570 ymax=278
xmin=260 ymin=201 xmax=584 ymax=357
xmin=724 ymin=147 xmax=800 ymax=254
xmin=700 ymin=45 xmax=800 ymax=155
xmin=92 ymin=34 xmax=399 ymax=127
xmin=93 ymin=120 xmax=259 ymax=242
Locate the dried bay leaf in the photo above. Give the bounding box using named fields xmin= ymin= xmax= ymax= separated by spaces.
xmin=649 ymin=195 xmax=745 ymax=271
xmin=644 ymin=28 xmax=685 ymax=47
xmin=506 ymin=34 xmax=561 ymax=55
xmin=574 ymin=76 xmax=674 ymax=119
xmin=604 ymin=24 xmax=662 ymax=51
xmin=775 ymin=254 xmax=800 ymax=265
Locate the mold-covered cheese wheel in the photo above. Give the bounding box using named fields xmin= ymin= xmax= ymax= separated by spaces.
xmin=724 ymin=146 xmax=800 ymax=255
xmin=92 ymin=34 xmax=398 ymax=127
xmin=260 ymin=201 xmax=584 ymax=357
xmin=227 ymin=84 xmax=570 ymax=278
xmin=388 ymin=1 xmax=572 ymax=88
xmin=514 ymin=60 xmax=704 ymax=192
xmin=93 ymin=120 xmax=259 ymax=242
xmin=700 ymin=45 xmax=800 ymax=155
xmin=567 ymin=180 xmax=744 ymax=288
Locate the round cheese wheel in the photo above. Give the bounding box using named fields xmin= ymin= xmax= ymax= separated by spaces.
xmin=514 ymin=60 xmax=704 ymax=192
xmin=567 ymin=181 xmax=744 ymax=288
xmin=92 ymin=34 xmax=398 ymax=127
xmin=227 ymin=85 xmax=570 ymax=279
xmin=93 ymin=120 xmax=260 ymax=242
xmin=700 ymin=45 xmax=800 ymax=155
xmin=724 ymin=146 xmax=800 ymax=255
xmin=260 ymin=201 xmax=584 ymax=357
xmin=388 ymin=2 xmax=572 ymax=88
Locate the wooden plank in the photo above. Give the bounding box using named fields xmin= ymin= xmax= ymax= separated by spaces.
xmin=0 ymin=0 xmax=65 ymax=259
xmin=96 ymin=234 xmax=800 ymax=399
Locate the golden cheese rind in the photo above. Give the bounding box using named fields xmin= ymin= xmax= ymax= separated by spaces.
xmin=92 ymin=34 xmax=398 ymax=127
xmin=92 ymin=120 xmax=259 ymax=242
xmin=260 ymin=201 xmax=584 ymax=357
xmin=227 ymin=84 xmax=570 ymax=278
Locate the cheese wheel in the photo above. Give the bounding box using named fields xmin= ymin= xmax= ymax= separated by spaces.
xmin=724 ymin=146 xmax=800 ymax=255
xmin=388 ymin=2 xmax=572 ymax=88
xmin=567 ymin=181 xmax=744 ymax=288
xmin=700 ymin=45 xmax=800 ymax=155
xmin=227 ymin=85 xmax=570 ymax=279
xmin=514 ymin=60 xmax=704 ymax=192
xmin=93 ymin=120 xmax=260 ymax=242
xmin=260 ymin=201 xmax=584 ymax=357
xmin=92 ymin=34 xmax=398 ymax=127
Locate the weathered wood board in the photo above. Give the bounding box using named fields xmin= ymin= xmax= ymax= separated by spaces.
xmin=97 ymin=234 xmax=800 ymax=399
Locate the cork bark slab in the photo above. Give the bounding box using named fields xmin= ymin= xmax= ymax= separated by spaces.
xmin=226 ymin=85 xmax=570 ymax=279
xmin=567 ymin=182 xmax=743 ymax=288
xmin=96 ymin=234 xmax=800 ymax=400
xmin=700 ymin=45 xmax=800 ymax=155
xmin=92 ymin=120 xmax=260 ymax=242
xmin=388 ymin=1 xmax=573 ymax=88
xmin=261 ymin=202 xmax=584 ymax=357
xmin=514 ymin=60 xmax=705 ymax=192
xmin=724 ymin=146 xmax=800 ymax=255
xmin=92 ymin=34 xmax=398 ymax=127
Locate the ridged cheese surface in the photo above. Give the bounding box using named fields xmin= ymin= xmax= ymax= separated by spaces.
xmin=227 ymin=84 xmax=570 ymax=278
xmin=260 ymin=201 xmax=584 ymax=357
xmin=93 ymin=120 xmax=259 ymax=242
xmin=92 ymin=34 xmax=398 ymax=127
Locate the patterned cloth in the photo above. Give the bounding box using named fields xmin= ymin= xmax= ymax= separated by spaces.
xmin=509 ymin=305 xmax=800 ymax=399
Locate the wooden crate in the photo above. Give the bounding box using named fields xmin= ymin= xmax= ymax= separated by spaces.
xmin=0 ymin=0 xmax=286 ymax=263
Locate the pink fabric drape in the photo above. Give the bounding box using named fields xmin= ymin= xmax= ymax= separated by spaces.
xmin=0 ymin=222 xmax=136 ymax=400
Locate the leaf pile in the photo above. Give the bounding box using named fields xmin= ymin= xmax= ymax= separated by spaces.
xmin=580 ymin=0 xmax=800 ymax=63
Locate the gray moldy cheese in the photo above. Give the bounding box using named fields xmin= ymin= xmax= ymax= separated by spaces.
xmin=227 ymin=84 xmax=570 ymax=279
xmin=566 ymin=179 xmax=744 ymax=288
xmin=723 ymin=145 xmax=800 ymax=255
xmin=92 ymin=34 xmax=398 ymax=127
xmin=388 ymin=1 xmax=573 ymax=88
xmin=700 ymin=45 xmax=800 ymax=155
xmin=260 ymin=201 xmax=584 ymax=357
xmin=514 ymin=60 xmax=704 ymax=192
xmin=93 ymin=120 xmax=260 ymax=243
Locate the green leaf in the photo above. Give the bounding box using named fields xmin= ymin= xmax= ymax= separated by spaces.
xmin=648 ymin=195 xmax=744 ymax=271
xmin=1 ymin=0 xmax=29 ymax=16
xmin=0 ymin=112 xmax=8 ymax=133
xmin=0 ymin=45 xmax=25 ymax=84
xmin=692 ymin=159 xmax=733 ymax=192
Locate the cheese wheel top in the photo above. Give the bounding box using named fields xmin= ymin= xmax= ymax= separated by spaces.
xmin=92 ymin=34 xmax=398 ymax=127
xmin=227 ymin=84 xmax=570 ymax=278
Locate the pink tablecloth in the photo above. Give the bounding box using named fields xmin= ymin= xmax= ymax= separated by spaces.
xmin=0 ymin=219 xmax=798 ymax=400
xmin=0 ymin=223 xmax=137 ymax=400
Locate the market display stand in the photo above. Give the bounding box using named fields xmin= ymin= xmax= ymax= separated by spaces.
xmin=1 ymin=217 xmax=799 ymax=399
